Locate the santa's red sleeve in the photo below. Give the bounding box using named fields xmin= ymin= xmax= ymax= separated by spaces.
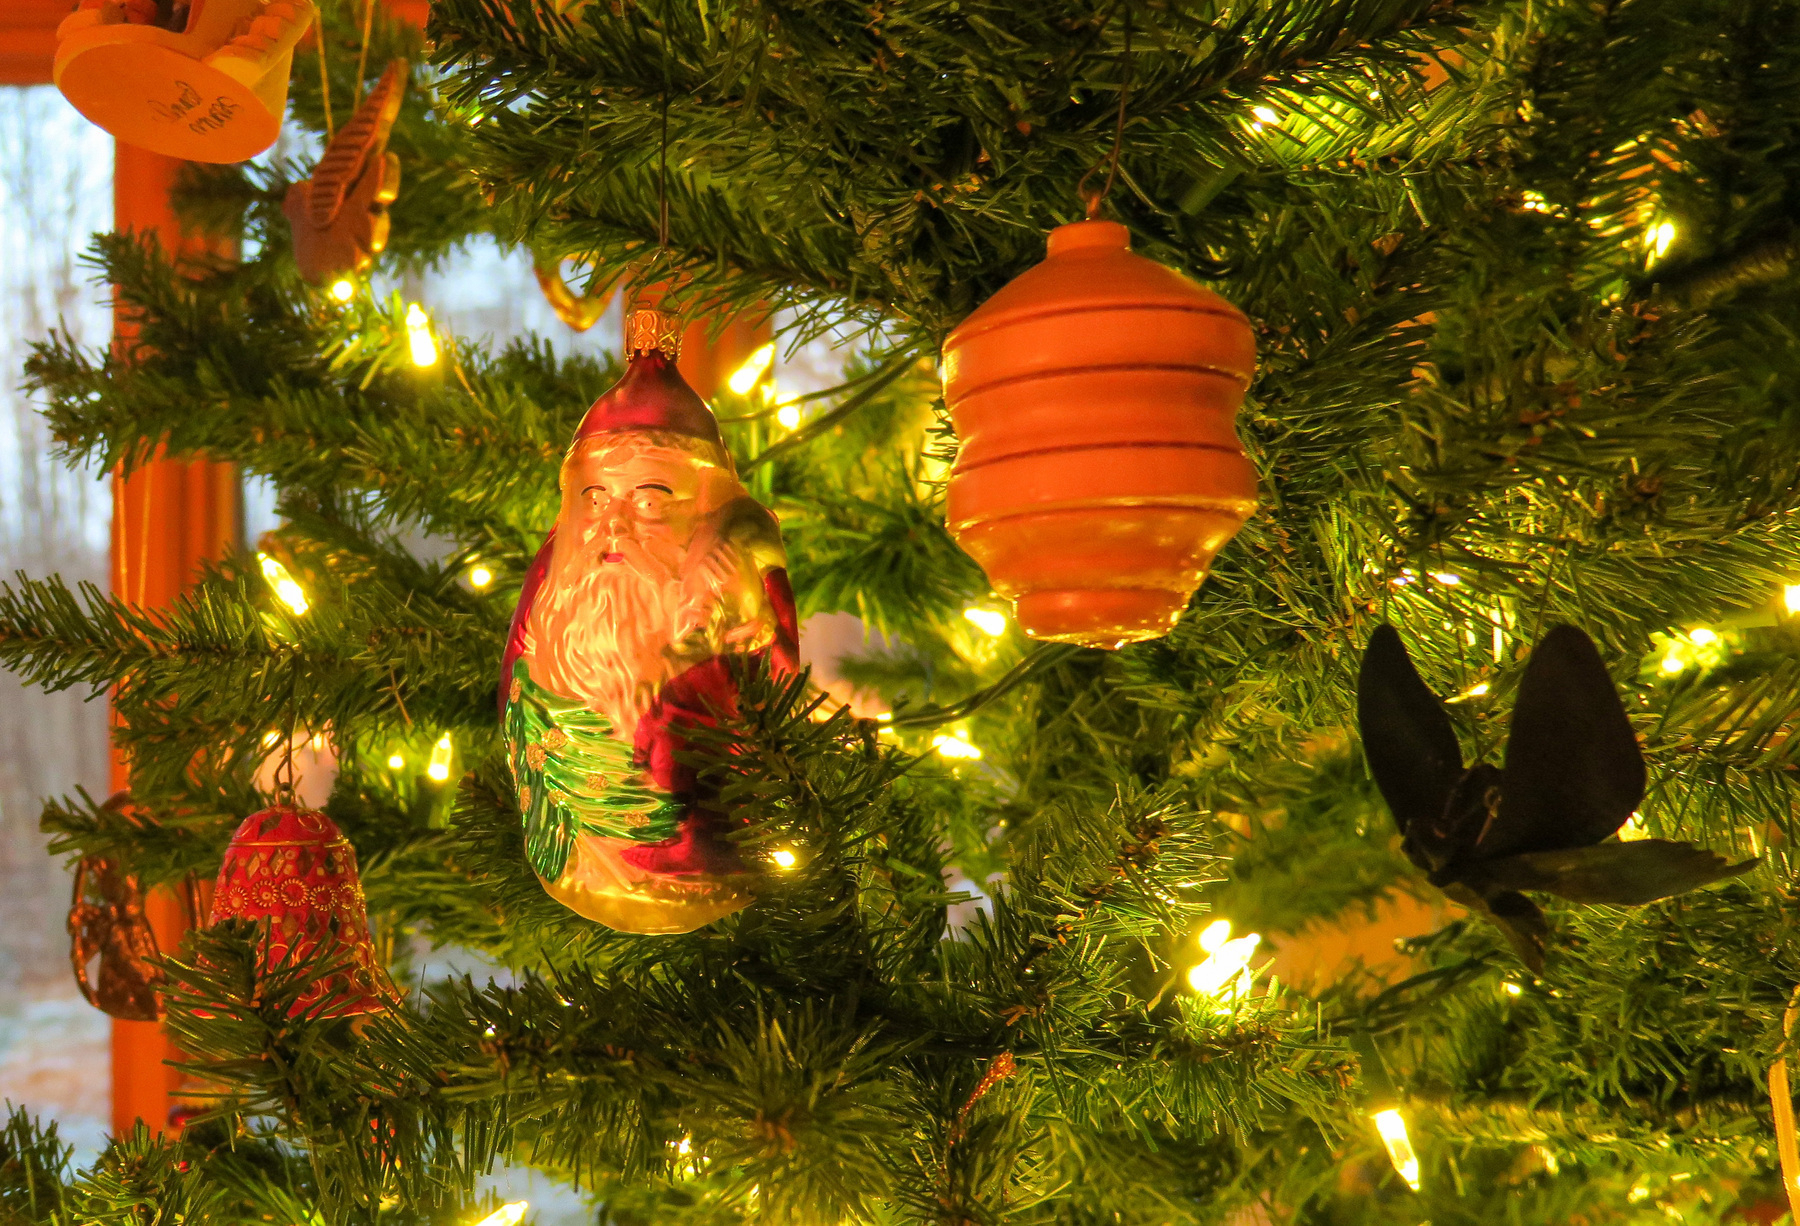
xmin=762 ymin=567 xmax=800 ymax=679
xmin=498 ymin=528 xmax=557 ymax=715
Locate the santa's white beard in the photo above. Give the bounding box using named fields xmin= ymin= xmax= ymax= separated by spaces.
xmin=526 ymin=538 xmax=685 ymax=737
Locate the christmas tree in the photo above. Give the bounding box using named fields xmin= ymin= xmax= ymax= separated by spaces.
xmin=7 ymin=0 xmax=1800 ymax=1222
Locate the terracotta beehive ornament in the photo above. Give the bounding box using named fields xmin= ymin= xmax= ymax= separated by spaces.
xmin=285 ymin=60 xmax=406 ymax=285
xmin=533 ymin=258 xmax=615 ymax=331
xmin=208 ymin=805 xmax=397 ymax=1017
xmin=54 ymin=0 xmax=317 ymax=164
xmin=941 ymin=220 xmax=1259 ymax=648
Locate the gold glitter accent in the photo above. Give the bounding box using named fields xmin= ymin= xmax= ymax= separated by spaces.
xmin=625 ymin=307 xmax=681 ymax=359
xmin=517 ymin=785 xmax=532 ymax=814
xmin=542 ymin=727 xmax=569 ymax=753
xmin=584 ymin=772 xmax=611 ymax=792
xmin=625 ymin=810 xmax=652 ymax=828
xmin=525 ymin=743 xmax=548 ymax=771
xmin=509 ymin=678 xmax=522 ymax=703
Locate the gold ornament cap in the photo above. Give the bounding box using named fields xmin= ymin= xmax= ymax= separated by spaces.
xmin=626 ymin=307 xmax=682 ymax=359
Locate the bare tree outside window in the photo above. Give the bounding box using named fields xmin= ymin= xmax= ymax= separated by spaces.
xmin=0 ymin=85 xmax=115 ymax=1159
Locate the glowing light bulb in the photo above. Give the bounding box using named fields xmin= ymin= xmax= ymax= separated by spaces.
xmin=1251 ymin=105 xmax=1279 ymax=125
xmin=473 ymin=1203 xmax=528 ymax=1226
xmin=771 ymin=848 xmax=797 ymax=870
xmin=727 ymin=343 xmax=775 ymax=395
xmin=257 ymin=553 xmax=310 ymax=615
xmin=262 ymin=729 xmax=282 ymax=748
xmin=1786 ymin=584 xmax=1800 ymax=614
xmin=1446 ymin=679 xmax=1489 ymax=705
xmin=963 ymin=607 xmax=1007 ymax=636
xmin=1647 ymin=219 xmax=1677 ymax=259
xmin=776 ymin=401 xmax=801 ymax=430
xmin=405 ymin=303 xmax=439 ymax=367
xmin=932 ymin=733 xmax=983 ymax=760
xmin=1197 ymin=919 xmax=1233 ymax=954
xmin=1660 ymin=652 xmax=1685 ymax=675
xmin=1372 ymin=1108 xmax=1421 ymax=1190
xmin=427 ymin=732 xmax=453 ymax=782
xmin=329 ymin=279 xmax=354 ymax=302
xmin=1501 ymin=981 xmax=1523 ymax=997
xmin=1689 ymin=627 xmax=1716 ymax=645
xmin=469 ymin=565 xmax=494 ymax=589
xmin=386 ymin=753 xmax=405 ymax=769
xmin=1187 ymin=921 xmax=1261 ymax=1006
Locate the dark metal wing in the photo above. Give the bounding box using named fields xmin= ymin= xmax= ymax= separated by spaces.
xmin=1485 ymin=624 xmax=1646 ymax=858
xmin=1357 ymin=624 xmax=1465 ymax=839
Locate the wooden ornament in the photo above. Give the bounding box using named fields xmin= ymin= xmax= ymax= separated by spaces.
xmin=54 ymin=0 xmax=317 ymax=164
xmin=940 ymin=220 xmax=1259 ymax=649
xmin=533 ymin=259 xmax=615 ymax=331
xmin=66 ymin=792 xmax=205 ymax=1021
xmin=68 ymin=854 xmax=165 ymax=1022
xmin=284 ymin=60 xmax=406 ymax=285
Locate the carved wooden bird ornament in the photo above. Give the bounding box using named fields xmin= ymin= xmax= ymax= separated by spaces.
xmin=1357 ymin=623 xmax=1755 ymax=971
xmin=284 ymin=60 xmax=406 ymax=285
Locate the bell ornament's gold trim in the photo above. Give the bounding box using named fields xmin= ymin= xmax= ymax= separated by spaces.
xmin=626 ymin=307 xmax=682 ymax=359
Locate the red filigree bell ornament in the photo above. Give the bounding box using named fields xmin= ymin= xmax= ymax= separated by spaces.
xmin=208 ymin=804 xmax=396 ymax=1017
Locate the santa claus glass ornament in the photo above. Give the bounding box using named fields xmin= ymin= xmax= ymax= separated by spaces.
xmin=941 ymin=220 xmax=1259 ymax=649
xmin=54 ymin=0 xmax=315 ymax=163
xmin=208 ymin=805 xmax=395 ymax=1017
xmin=501 ymin=307 xmax=799 ymax=935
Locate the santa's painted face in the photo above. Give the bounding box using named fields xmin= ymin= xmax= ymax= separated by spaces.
xmin=561 ymin=436 xmax=717 ymax=579
xmin=525 ymin=432 xmax=745 ymax=731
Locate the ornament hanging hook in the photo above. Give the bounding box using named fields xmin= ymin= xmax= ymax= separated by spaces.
xmin=658 ymin=90 xmax=671 ymax=250
xmin=353 ymin=0 xmax=375 ymax=111
xmin=315 ymin=4 xmax=334 ymax=139
xmin=1076 ymin=4 xmax=1133 ymax=221
xmin=276 ymin=664 xmax=301 ymax=804
xmin=632 ymin=13 xmax=675 ymax=297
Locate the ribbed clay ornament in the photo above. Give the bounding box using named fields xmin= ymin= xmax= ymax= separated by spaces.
xmin=941 ymin=220 xmax=1258 ymax=649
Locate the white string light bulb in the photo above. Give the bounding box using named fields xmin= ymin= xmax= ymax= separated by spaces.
xmin=963 ymin=607 xmax=1007 ymax=636
xmin=727 ymin=343 xmax=775 ymax=395
xmin=1187 ymin=920 xmax=1261 ymax=1008
xmin=1372 ymin=1108 xmax=1421 ymax=1190
xmin=257 ymin=553 xmax=310 ymax=615
xmin=427 ymin=732 xmax=454 ymax=782
xmin=405 ymin=303 xmax=439 ymax=367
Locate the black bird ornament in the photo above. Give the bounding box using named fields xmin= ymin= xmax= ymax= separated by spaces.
xmin=1357 ymin=623 xmax=1755 ymax=971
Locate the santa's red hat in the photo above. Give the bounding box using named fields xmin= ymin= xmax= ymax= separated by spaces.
xmin=572 ymin=308 xmax=726 ymax=449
